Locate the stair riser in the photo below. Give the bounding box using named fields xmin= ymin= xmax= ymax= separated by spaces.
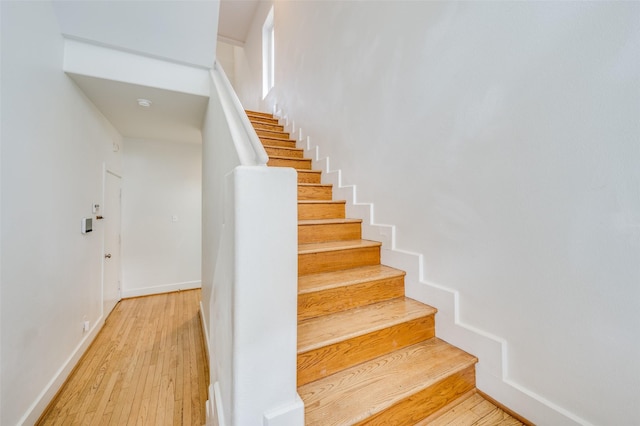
xmin=297 ymin=171 xmax=321 ymax=184
xmin=260 ymin=138 xmax=297 ymax=148
xmin=297 ymin=315 xmax=436 ymax=386
xmin=268 ymin=158 xmax=312 ymax=169
xmin=298 ymin=185 xmax=332 ymax=200
xmin=355 ymin=366 xmax=476 ymax=425
xmin=264 ymin=146 xmax=304 ymax=158
xmin=250 ymin=118 xmax=280 ymax=127
xmin=298 ymin=275 xmax=405 ymax=321
xmin=257 ymin=129 xmax=290 ymax=140
xmin=246 ymin=111 xmax=277 ymax=121
xmin=298 ymin=203 xmax=346 ymax=220
xmin=253 ymin=122 xmax=284 ymax=132
xmin=299 ymin=222 xmax=361 ymax=244
xmin=299 ymin=246 xmax=380 ymax=276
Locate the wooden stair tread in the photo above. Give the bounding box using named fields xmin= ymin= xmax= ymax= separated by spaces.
xmin=298 ymin=199 xmax=345 ymax=205
xmin=298 ymin=297 xmax=436 ymax=353
xmin=248 ymin=118 xmax=280 ymax=125
xmin=268 ymin=155 xmax=310 ymax=160
xmin=298 ymin=218 xmax=362 ymax=226
xmin=264 ymin=145 xmax=305 ymax=159
xmin=263 ymin=144 xmax=303 ymax=153
xmin=249 ymin=116 xmax=279 ymax=123
xmin=260 ymin=136 xmax=296 ymax=142
xmin=298 ymin=182 xmax=331 ymax=188
xmin=253 ymin=122 xmax=283 ymax=130
xmin=299 ymin=338 xmax=478 ymax=425
xmin=257 ymin=130 xmax=290 ymax=139
xmin=299 ymin=264 xmax=405 ymax=294
xmin=299 ymin=239 xmax=380 ymax=254
xmin=245 ymin=109 xmax=274 ymax=117
xmin=259 ymin=138 xmax=297 ymax=148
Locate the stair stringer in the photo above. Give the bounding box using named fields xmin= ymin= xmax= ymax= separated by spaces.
xmin=276 ymin=109 xmax=592 ymax=426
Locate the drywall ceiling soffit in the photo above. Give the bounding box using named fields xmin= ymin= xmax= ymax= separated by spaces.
xmin=218 ymin=0 xmax=261 ymax=45
xmin=52 ymin=0 xmax=220 ymax=68
xmin=69 ymin=74 xmax=208 ymax=144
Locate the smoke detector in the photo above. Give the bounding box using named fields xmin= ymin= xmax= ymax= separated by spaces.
xmin=137 ymin=98 xmax=152 ymax=108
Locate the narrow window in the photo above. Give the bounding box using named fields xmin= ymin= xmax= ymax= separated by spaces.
xmin=262 ymin=7 xmax=275 ymax=98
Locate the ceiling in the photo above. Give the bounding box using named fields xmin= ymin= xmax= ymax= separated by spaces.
xmin=52 ymin=0 xmax=260 ymax=144
xmin=70 ymin=74 xmax=208 ymax=144
xmin=52 ymin=1 xmax=220 ymax=144
xmin=218 ymin=0 xmax=261 ymax=45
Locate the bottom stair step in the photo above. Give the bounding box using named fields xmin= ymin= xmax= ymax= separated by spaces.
xmin=299 ymin=338 xmax=478 ymax=425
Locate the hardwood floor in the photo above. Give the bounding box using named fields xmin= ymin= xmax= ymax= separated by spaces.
xmin=37 ymin=290 xmax=208 ymax=426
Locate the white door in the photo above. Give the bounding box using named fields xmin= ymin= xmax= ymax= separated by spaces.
xmin=103 ymin=170 xmax=122 ymax=316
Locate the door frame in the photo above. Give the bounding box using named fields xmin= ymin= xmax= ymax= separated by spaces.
xmin=102 ymin=164 xmax=123 ymax=318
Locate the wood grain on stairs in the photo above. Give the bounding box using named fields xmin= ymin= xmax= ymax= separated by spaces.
xmin=259 ymin=137 xmax=297 ymax=148
xmin=298 ymin=239 xmax=381 ymax=275
xmin=247 ymin=110 xmax=491 ymax=425
xmin=296 ymin=170 xmax=322 ymax=184
xmin=298 ymin=265 xmax=405 ymax=320
xmin=298 ymin=200 xmax=346 ymax=220
xmin=264 ymin=145 xmax=305 ymax=158
xmin=268 ymin=156 xmax=312 ymax=169
xmin=256 ymin=129 xmax=290 ymax=139
xmin=299 ymin=338 xmax=477 ymax=425
xmin=252 ymin=122 xmax=284 ymax=132
xmin=298 ymin=297 xmax=436 ymax=386
xmin=245 ymin=109 xmax=277 ymax=120
xmin=298 ymin=183 xmax=333 ymax=200
xmin=298 ymin=218 xmax=362 ymax=243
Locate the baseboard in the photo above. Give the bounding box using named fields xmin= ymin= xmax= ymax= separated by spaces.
xmin=121 ymin=280 xmax=201 ymax=298
xmin=199 ymin=300 xmax=215 ymax=426
xmin=199 ymin=300 xmax=210 ymax=362
xmin=20 ymin=314 xmax=105 ymax=425
xmin=212 ymin=382 xmax=226 ymax=426
xmin=291 ymin=116 xmax=591 ymax=426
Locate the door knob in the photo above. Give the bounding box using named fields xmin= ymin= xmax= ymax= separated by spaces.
xmin=105 ymin=253 xmax=112 ymax=259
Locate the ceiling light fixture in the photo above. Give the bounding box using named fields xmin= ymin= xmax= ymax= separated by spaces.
xmin=137 ymin=98 xmax=152 ymax=108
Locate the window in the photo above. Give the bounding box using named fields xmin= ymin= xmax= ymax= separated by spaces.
xmin=262 ymin=7 xmax=275 ymax=98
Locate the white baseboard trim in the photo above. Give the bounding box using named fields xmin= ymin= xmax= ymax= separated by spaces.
xmin=292 ymin=115 xmax=591 ymax=426
xmin=121 ymin=280 xmax=201 ymax=299
xmin=19 ymin=314 xmax=105 ymax=425
xmin=212 ymin=382 xmax=226 ymax=426
xmin=199 ymin=300 xmax=210 ymax=362
xmin=199 ymin=300 xmax=215 ymax=426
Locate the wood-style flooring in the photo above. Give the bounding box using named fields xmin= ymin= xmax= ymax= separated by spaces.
xmin=37 ymin=290 xmax=208 ymax=426
xmin=418 ymin=391 xmax=526 ymax=425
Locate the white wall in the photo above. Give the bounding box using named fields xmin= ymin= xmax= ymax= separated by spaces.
xmin=236 ymin=1 xmax=640 ymax=425
xmin=121 ymin=138 xmax=202 ymax=297
xmin=0 ymin=1 xmax=122 ymax=424
xmin=216 ymin=40 xmax=236 ymax=88
xmin=52 ymin=0 xmax=220 ymax=68
xmin=233 ymin=1 xmax=274 ymax=112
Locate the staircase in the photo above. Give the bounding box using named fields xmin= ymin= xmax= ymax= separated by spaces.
xmin=246 ymin=110 xmax=478 ymax=425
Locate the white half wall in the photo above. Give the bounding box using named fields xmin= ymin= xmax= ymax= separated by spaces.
xmin=236 ymin=1 xmax=640 ymax=425
xmin=121 ymin=138 xmax=202 ymax=298
xmin=0 ymin=1 xmax=122 ymax=424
